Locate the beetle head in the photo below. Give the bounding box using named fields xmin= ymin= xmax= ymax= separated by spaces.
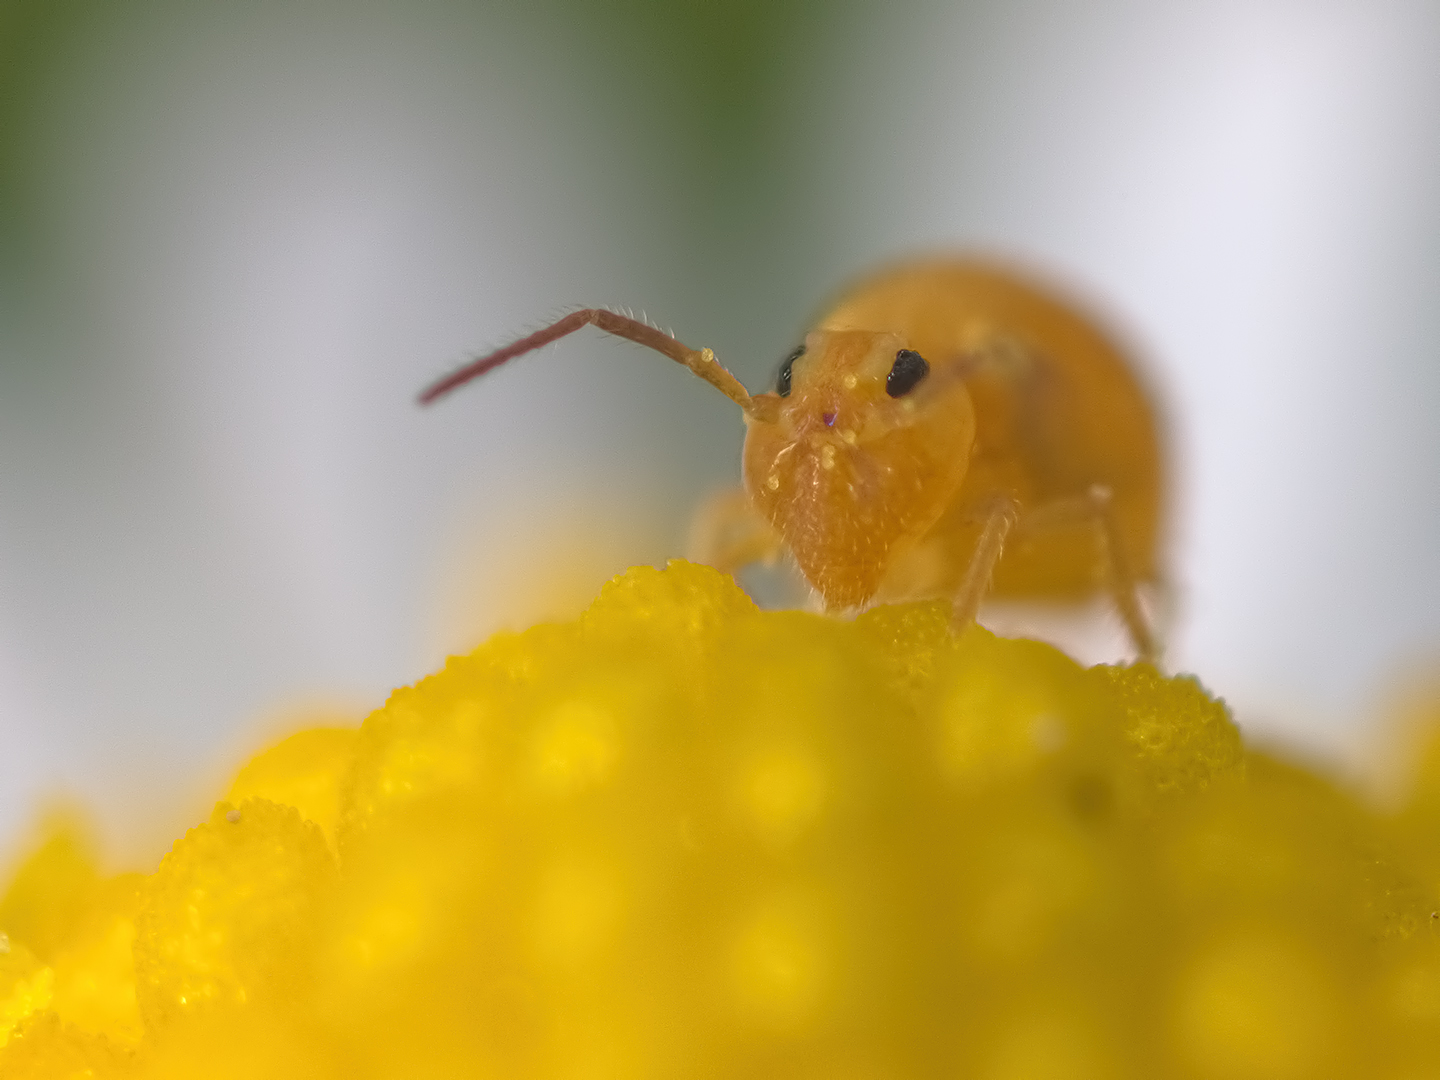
xmin=742 ymin=329 xmax=975 ymax=609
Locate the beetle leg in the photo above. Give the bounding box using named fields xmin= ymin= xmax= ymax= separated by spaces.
xmin=957 ymin=332 xmax=1161 ymax=663
xmin=687 ymin=486 xmax=784 ymax=576
xmin=1016 ymin=485 xmax=1160 ymax=664
xmin=949 ymin=494 xmax=1021 ymax=634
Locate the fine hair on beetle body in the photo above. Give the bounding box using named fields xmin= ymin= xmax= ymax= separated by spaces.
xmin=421 ymin=258 xmax=1166 ymax=664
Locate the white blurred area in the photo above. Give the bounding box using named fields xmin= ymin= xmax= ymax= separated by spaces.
xmin=0 ymin=0 xmax=1436 ymax=864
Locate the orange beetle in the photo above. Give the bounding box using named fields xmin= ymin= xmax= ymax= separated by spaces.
xmin=421 ymin=259 xmax=1164 ymax=660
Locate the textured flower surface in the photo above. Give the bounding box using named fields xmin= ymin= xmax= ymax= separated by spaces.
xmin=2 ymin=560 xmax=1438 ymax=1078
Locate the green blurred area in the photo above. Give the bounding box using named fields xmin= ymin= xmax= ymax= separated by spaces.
xmin=0 ymin=0 xmax=848 ymax=375
xmin=0 ymin=0 xmax=100 ymax=268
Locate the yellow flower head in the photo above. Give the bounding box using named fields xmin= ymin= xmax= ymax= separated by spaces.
xmin=1 ymin=561 xmax=1436 ymax=1078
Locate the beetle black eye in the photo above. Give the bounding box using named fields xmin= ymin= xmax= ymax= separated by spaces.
xmin=886 ymin=349 xmax=929 ymax=397
xmin=776 ymin=344 xmax=803 ymax=397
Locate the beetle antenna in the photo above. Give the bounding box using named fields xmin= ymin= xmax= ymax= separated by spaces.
xmin=418 ymin=308 xmax=756 ymax=413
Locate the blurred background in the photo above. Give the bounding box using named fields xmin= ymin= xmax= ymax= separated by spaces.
xmin=0 ymin=0 xmax=1437 ymax=867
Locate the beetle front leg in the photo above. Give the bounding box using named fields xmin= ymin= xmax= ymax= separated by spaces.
xmin=687 ymin=486 xmax=784 ymax=578
xmin=949 ymin=494 xmax=1021 ymax=635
